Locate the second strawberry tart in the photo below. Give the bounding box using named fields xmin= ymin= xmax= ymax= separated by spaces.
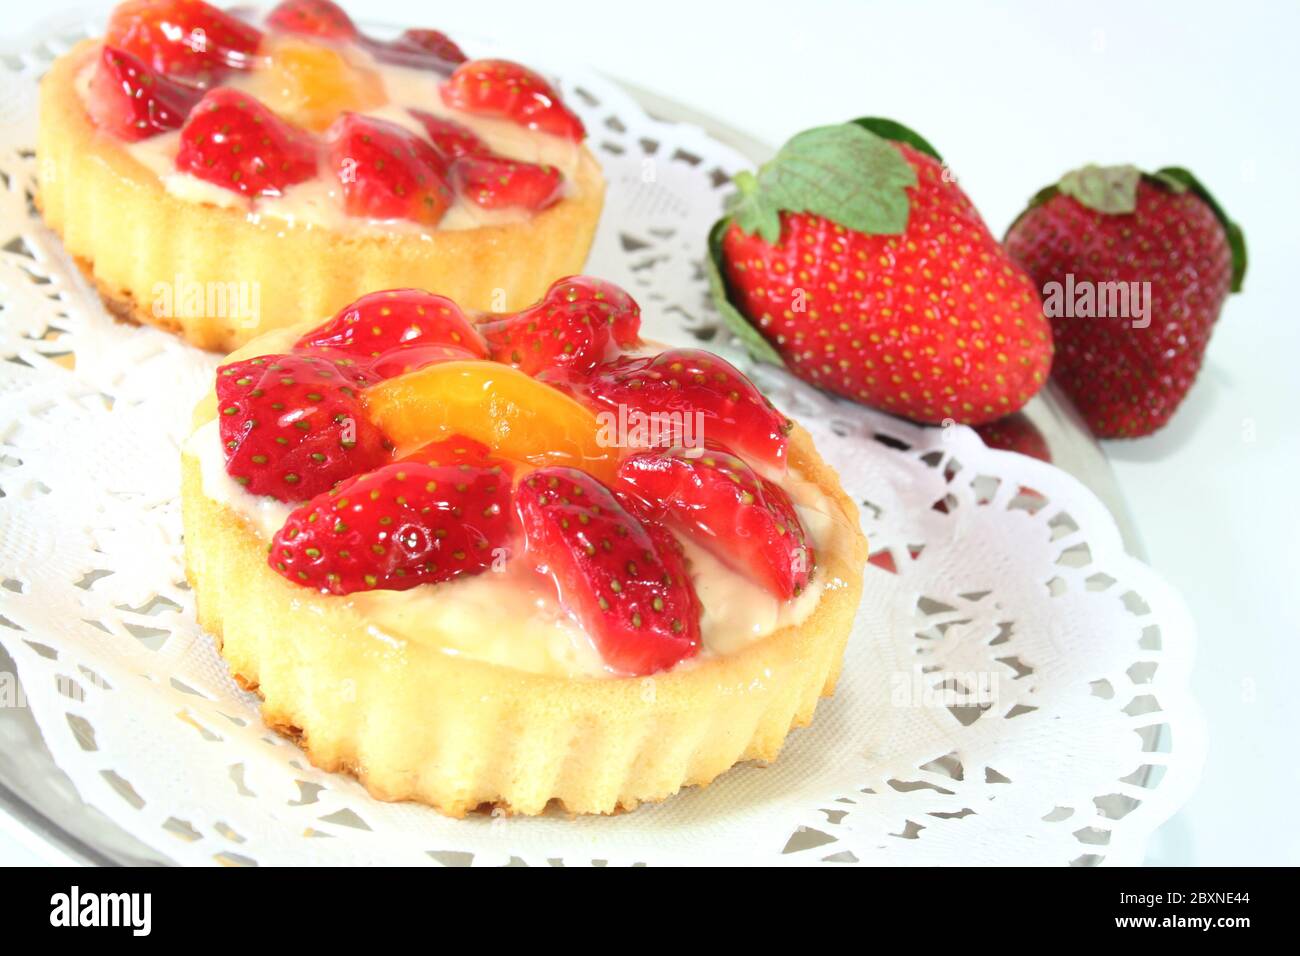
xmin=38 ymin=0 xmax=605 ymax=350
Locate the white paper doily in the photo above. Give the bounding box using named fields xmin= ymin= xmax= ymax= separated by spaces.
xmin=0 ymin=17 xmax=1205 ymax=866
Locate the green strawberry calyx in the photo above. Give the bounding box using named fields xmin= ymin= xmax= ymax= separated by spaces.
xmin=1015 ymin=163 xmax=1247 ymax=292
xmin=707 ymin=117 xmax=940 ymax=364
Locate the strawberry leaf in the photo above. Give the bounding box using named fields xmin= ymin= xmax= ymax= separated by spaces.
xmin=851 ymin=117 xmax=943 ymax=162
xmin=705 ymin=218 xmax=785 ymax=365
xmin=725 ymin=123 xmax=917 ymax=243
xmin=1057 ymin=164 xmax=1144 ymax=214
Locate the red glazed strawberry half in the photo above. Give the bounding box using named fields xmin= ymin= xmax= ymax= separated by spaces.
xmin=216 ymin=352 xmax=391 ymax=500
xmin=479 ymin=275 xmax=641 ymax=377
xmin=270 ymin=456 xmax=514 ymax=594
xmin=175 ymin=87 xmax=318 ymax=197
xmin=440 ymin=59 xmax=585 ymax=141
xmin=325 ymin=113 xmax=453 ymax=225
xmin=577 ymin=348 xmax=793 ymax=473
xmin=618 ymin=446 xmax=813 ymax=600
xmin=708 ymin=118 xmax=1053 ymax=426
xmin=86 ymin=45 xmax=203 ymax=142
xmin=265 ymin=0 xmax=358 ymax=41
xmin=107 ymin=0 xmax=262 ymax=85
xmin=515 ymin=467 xmax=701 ymax=675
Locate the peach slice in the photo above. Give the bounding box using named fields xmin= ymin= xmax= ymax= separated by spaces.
xmin=247 ymin=38 xmax=385 ymax=132
xmin=361 ymin=361 xmax=617 ymax=482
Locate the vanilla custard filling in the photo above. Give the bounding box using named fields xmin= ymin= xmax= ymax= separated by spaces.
xmin=186 ymin=418 xmax=854 ymax=679
xmin=75 ymin=41 xmax=586 ymax=235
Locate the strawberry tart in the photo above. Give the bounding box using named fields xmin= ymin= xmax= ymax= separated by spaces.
xmin=37 ymin=0 xmax=604 ymax=350
xmin=180 ymin=277 xmax=868 ymax=815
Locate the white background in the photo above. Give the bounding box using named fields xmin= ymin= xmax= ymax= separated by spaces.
xmin=2 ymin=0 xmax=1297 ymax=866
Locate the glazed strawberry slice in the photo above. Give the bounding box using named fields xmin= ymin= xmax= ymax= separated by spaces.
xmin=296 ymin=289 xmax=487 ymax=368
xmin=516 ymin=468 xmax=700 ymax=675
xmin=176 ymin=88 xmax=318 ymax=197
xmin=368 ymin=29 xmax=468 ymax=73
xmin=480 ymin=276 xmax=641 ymax=377
xmin=326 ymin=113 xmax=453 ymax=225
xmin=441 ymin=59 xmax=585 ymax=141
xmin=579 ymin=348 xmax=793 ymax=472
xmin=618 ymin=446 xmax=814 ymax=599
xmin=452 ymin=155 xmax=564 ymax=211
xmin=85 ymin=46 xmax=202 ymax=142
xmin=365 ymin=344 xmax=481 ymax=379
xmin=270 ymin=458 xmax=515 ymax=594
xmin=107 ymin=0 xmax=262 ymax=85
xmin=399 ymin=434 xmax=496 ymax=468
xmin=216 ymin=353 xmax=391 ymax=501
xmin=265 ymin=0 xmax=358 ymax=40
xmin=409 ymin=111 xmax=486 ymax=160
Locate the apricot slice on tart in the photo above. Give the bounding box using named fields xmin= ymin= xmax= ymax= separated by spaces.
xmin=361 ymin=360 xmax=617 ymax=482
xmin=247 ymin=37 xmax=384 ymax=131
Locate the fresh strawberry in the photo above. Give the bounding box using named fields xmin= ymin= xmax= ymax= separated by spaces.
xmin=269 ymin=458 xmax=514 ymax=594
xmin=216 ymin=353 xmax=391 ymax=501
xmin=325 ymin=113 xmax=452 ymax=225
xmin=409 ymin=111 xmax=486 ymax=159
xmin=480 ymin=275 xmax=641 ymax=377
xmin=1005 ymin=165 xmax=1245 ymax=438
xmin=265 ymin=0 xmax=358 ymax=40
xmin=451 ymin=155 xmax=564 ymax=211
xmin=710 ymin=119 xmax=1053 ymax=426
xmin=972 ymin=413 xmax=1051 ymax=462
xmin=106 ymin=0 xmax=262 ymax=84
xmin=85 ymin=46 xmax=202 ymax=142
xmin=618 ymin=446 xmax=813 ymax=599
xmin=515 ymin=468 xmax=700 ymax=675
xmin=440 ymin=59 xmax=584 ymax=141
xmin=175 ymin=88 xmax=318 ymax=197
xmin=578 ymin=348 xmax=792 ymax=472
xmin=295 ymin=289 xmax=486 ymax=366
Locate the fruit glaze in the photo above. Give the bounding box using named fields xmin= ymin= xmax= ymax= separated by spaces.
xmin=186 ymin=278 xmax=860 ymax=678
xmin=78 ymin=0 xmax=589 ymax=232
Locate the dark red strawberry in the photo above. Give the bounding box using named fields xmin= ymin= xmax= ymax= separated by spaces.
xmin=408 ymin=111 xmax=486 ymax=160
xmin=269 ymin=458 xmax=515 ymax=594
xmin=107 ymin=0 xmax=262 ymax=85
xmin=440 ymin=59 xmax=584 ymax=141
xmin=578 ymin=348 xmax=793 ymax=472
xmin=451 ymin=155 xmax=564 ymax=211
xmin=973 ymin=413 xmax=1051 ymax=462
xmin=216 ymin=353 xmax=391 ymax=501
xmin=1005 ymin=164 xmax=1245 ymax=438
xmin=711 ymin=118 xmax=1053 ymax=426
xmin=295 ymin=289 xmax=486 ymax=365
xmin=265 ymin=0 xmax=357 ymax=40
xmin=175 ymin=88 xmax=318 ymax=197
xmin=325 ymin=113 xmax=452 ymax=225
xmin=85 ymin=46 xmax=202 ymax=142
xmin=515 ymin=468 xmax=700 ymax=675
xmin=480 ymin=275 xmax=641 ymax=377
xmin=618 ymin=446 xmax=813 ymax=599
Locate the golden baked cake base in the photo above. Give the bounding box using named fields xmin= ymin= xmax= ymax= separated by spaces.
xmin=181 ymin=421 xmax=866 ymax=817
xmin=37 ymin=41 xmax=606 ymax=352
